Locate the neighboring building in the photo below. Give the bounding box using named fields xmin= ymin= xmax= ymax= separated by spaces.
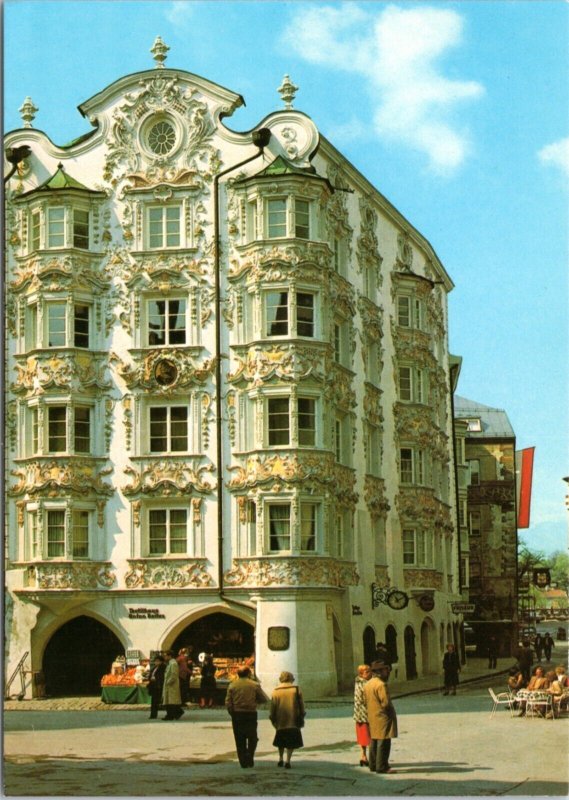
xmin=454 ymin=395 xmax=518 ymax=656
xmin=4 ymin=40 xmax=462 ymax=698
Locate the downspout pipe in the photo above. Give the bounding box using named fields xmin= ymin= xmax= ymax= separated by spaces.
xmin=213 ymin=128 xmax=272 ymax=609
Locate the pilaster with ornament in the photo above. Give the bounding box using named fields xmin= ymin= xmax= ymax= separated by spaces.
xmin=356 ymin=197 xmax=383 ymax=286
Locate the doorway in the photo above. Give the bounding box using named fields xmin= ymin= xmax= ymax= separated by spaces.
xmin=404 ymin=625 xmax=417 ymax=679
xmin=42 ymin=615 xmax=124 ymax=696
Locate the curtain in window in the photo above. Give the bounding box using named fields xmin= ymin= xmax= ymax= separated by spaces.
xmin=269 ymin=505 xmax=290 ymax=551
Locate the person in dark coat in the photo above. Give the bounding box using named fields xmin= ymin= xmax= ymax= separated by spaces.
xmin=543 ymin=633 xmax=554 ymax=662
xmin=147 ymin=654 xmax=166 ymax=719
xmin=442 ymin=643 xmax=460 ymax=695
xmin=534 ymin=633 xmax=544 ymax=662
xmin=226 ymin=667 xmax=268 ymax=768
xmin=487 ymin=635 xmax=499 ymax=669
xmin=199 ymin=654 xmax=217 ymax=708
xmin=374 ymin=642 xmax=391 ymax=666
xmin=176 ymin=648 xmax=192 ymax=705
xmin=517 ymin=640 xmax=534 ymax=684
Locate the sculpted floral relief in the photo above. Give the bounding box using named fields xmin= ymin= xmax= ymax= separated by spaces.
xmin=123 ymin=459 xmax=215 ymax=497
xmin=10 ymin=460 xmax=113 ymax=498
xmin=110 ymin=349 xmax=215 ymax=393
xmin=403 ymin=569 xmax=443 ymax=591
xmin=229 ymin=242 xmax=329 ymax=281
xmin=223 ymin=557 xmax=359 ymax=589
xmin=12 ymin=352 xmax=110 ymax=396
xmin=26 ymin=562 xmax=116 ymax=590
xmin=124 ymin=559 xmax=213 ymax=589
xmin=228 ymin=344 xmax=325 ymax=387
xmin=364 ymin=476 xmax=390 ymax=520
xmin=11 ymin=254 xmax=109 ymax=296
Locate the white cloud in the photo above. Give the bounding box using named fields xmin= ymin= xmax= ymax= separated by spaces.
xmin=538 ymin=137 xmax=569 ymax=179
xmin=283 ymin=3 xmax=484 ymax=172
xmin=166 ymin=1 xmax=194 ymax=28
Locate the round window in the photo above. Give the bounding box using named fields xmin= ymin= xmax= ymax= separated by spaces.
xmin=147 ymin=119 xmax=177 ymax=156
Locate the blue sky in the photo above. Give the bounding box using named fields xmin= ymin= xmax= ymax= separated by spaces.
xmin=4 ymin=0 xmax=568 ymax=556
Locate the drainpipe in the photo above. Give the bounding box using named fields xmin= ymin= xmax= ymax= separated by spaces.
xmin=449 ymin=366 xmax=464 ymax=662
xmin=213 ymin=128 xmax=271 ymax=608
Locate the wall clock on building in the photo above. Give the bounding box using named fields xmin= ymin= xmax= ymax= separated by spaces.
xmin=387 ymin=590 xmax=409 ymax=610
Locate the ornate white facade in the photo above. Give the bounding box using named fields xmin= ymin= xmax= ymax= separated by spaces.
xmin=4 ymin=41 xmax=462 ymax=698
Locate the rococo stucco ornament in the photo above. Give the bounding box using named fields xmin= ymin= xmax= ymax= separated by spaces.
xmin=10 ymin=461 xmax=113 ymax=498
xmin=123 ymin=460 xmax=215 ymax=496
xmin=124 ymin=559 xmax=213 ymax=589
xmin=12 ymin=353 xmax=110 ymax=397
xmin=223 ymin=557 xmax=359 ymax=589
xmin=25 ymin=562 xmax=116 ymax=591
xmin=110 ymin=349 xmax=215 ymax=393
xmin=228 ymin=345 xmax=325 ymax=388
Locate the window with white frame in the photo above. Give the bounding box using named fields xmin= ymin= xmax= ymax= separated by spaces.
xmin=267 ymin=396 xmax=317 ymax=447
xmin=334 ymin=414 xmax=351 ymax=464
xmin=266 ymin=197 xmax=311 ymax=240
xmin=333 ymin=318 xmax=350 ymax=366
xmin=334 ymin=511 xmax=344 ymax=558
xmin=397 ymin=295 xmax=424 ymax=330
xmin=469 ymin=509 xmax=481 ymax=537
xmin=149 ymin=406 xmax=188 ymax=453
xmin=300 ymin=502 xmax=317 ymax=551
xmin=468 ymin=459 xmax=480 ymax=486
xmin=265 ymin=290 xmax=316 ymax=338
xmin=27 ymin=509 xmax=40 ymax=560
xmin=147 ymin=298 xmax=187 ymax=346
xmin=42 ymin=301 xmax=92 ymax=349
xmin=44 ymin=508 xmax=92 ymax=559
xmin=366 ymin=424 xmax=381 ymax=476
xmin=148 ymin=508 xmax=188 ymax=555
xmin=268 ymin=503 xmax=291 ymax=552
xmin=46 ymin=405 xmax=92 ymax=454
xmin=147 ymin=205 xmax=181 ymax=249
xmin=332 ymin=236 xmax=347 ymax=275
xmin=400 ymin=447 xmax=425 ymax=485
xmin=398 ymin=366 xmax=427 ymax=403
xmin=403 ymin=528 xmax=433 ymax=567
xmin=45 ymin=205 xmax=90 ymax=250
xmin=246 ymin=500 xmax=257 ymax=556
xmin=366 ymin=340 xmax=380 ymax=384
xmin=459 ymin=499 xmax=467 ymax=527
xmin=30 ymin=209 xmax=41 ymax=251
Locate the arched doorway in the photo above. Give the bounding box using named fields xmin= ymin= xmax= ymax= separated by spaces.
xmin=404 ymin=625 xmax=417 ymax=680
xmin=385 ymin=625 xmax=398 ymax=664
xmin=43 ymin=615 xmax=124 ymax=696
xmin=421 ymin=618 xmax=436 ymax=674
xmin=171 ymin=612 xmax=255 ymax=659
xmin=363 ymin=625 xmax=376 ymax=665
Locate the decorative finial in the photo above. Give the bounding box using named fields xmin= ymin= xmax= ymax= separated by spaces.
xmin=151 ymin=36 xmax=170 ymax=69
xmin=278 ymin=75 xmax=299 ymax=110
xmin=19 ymin=96 xmax=38 ymax=128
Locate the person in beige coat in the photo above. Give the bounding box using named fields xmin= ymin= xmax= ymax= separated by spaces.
xmin=270 ymin=671 xmax=306 ymax=769
xmin=363 ymin=660 xmax=398 ymax=774
xmin=161 ymin=650 xmax=184 ymax=720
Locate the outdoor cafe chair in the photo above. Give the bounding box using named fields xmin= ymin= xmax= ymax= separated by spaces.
xmin=488 ymin=687 xmax=515 ymax=719
xmin=526 ymin=691 xmax=554 ymax=720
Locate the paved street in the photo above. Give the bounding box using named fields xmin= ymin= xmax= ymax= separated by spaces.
xmin=4 ymin=679 xmax=568 ymax=797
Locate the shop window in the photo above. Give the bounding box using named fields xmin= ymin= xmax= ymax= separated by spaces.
xmin=265 ymin=290 xmax=316 ymax=338
xmin=147 ymin=206 xmax=181 ymax=249
xmin=148 ymin=508 xmax=187 ymax=555
xmin=403 ymin=528 xmax=432 ymax=567
xmin=149 ymin=406 xmax=188 ymax=453
xmin=268 ymin=504 xmax=291 ymax=552
xmin=147 ymin=298 xmax=187 ymax=346
xmin=400 ymin=447 xmax=425 ymax=485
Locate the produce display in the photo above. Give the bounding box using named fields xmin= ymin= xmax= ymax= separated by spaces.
xmin=100 ymin=655 xmax=150 ymax=687
xmin=101 ymin=666 xmax=138 ymax=687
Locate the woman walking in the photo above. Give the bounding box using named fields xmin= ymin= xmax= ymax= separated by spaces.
xmin=353 ymin=665 xmax=372 ymax=766
xmin=270 ymin=671 xmax=305 ymax=769
xmin=199 ymin=654 xmax=217 ymax=708
xmin=442 ymin=643 xmax=460 ymax=696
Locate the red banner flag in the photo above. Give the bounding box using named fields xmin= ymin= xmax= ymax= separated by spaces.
xmin=516 ymin=447 xmax=535 ymax=529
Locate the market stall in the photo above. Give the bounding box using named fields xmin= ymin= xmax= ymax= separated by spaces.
xmin=100 ymin=655 xmax=150 ymax=705
xmin=189 ymin=656 xmax=255 ymax=703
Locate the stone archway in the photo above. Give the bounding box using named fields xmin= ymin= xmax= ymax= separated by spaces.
xmin=404 ymin=625 xmax=417 ymax=680
xmin=363 ymin=625 xmax=376 ymax=665
xmin=170 ymin=612 xmax=255 ymax=660
xmin=385 ymin=624 xmax=398 ymax=665
xmin=420 ymin=617 xmax=437 ymax=674
xmin=42 ymin=615 xmax=124 ymax=696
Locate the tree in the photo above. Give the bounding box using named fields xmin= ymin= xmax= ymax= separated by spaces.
xmin=549 ymin=550 xmax=569 ymax=593
xmin=517 ymin=542 xmax=547 ymax=583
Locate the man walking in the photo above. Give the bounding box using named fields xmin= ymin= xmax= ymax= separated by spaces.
xmin=162 ymin=650 xmax=184 ymax=721
xmin=225 ymin=667 xmax=268 ymax=768
xmin=364 ymin=660 xmax=398 ymax=775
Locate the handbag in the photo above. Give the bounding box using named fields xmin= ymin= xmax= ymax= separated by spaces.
xmin=295 ymin=686 xmax=305 ymax=728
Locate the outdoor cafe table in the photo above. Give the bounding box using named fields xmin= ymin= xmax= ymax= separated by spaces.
xmin=101 ymin=684 xmax=150 ymax=704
